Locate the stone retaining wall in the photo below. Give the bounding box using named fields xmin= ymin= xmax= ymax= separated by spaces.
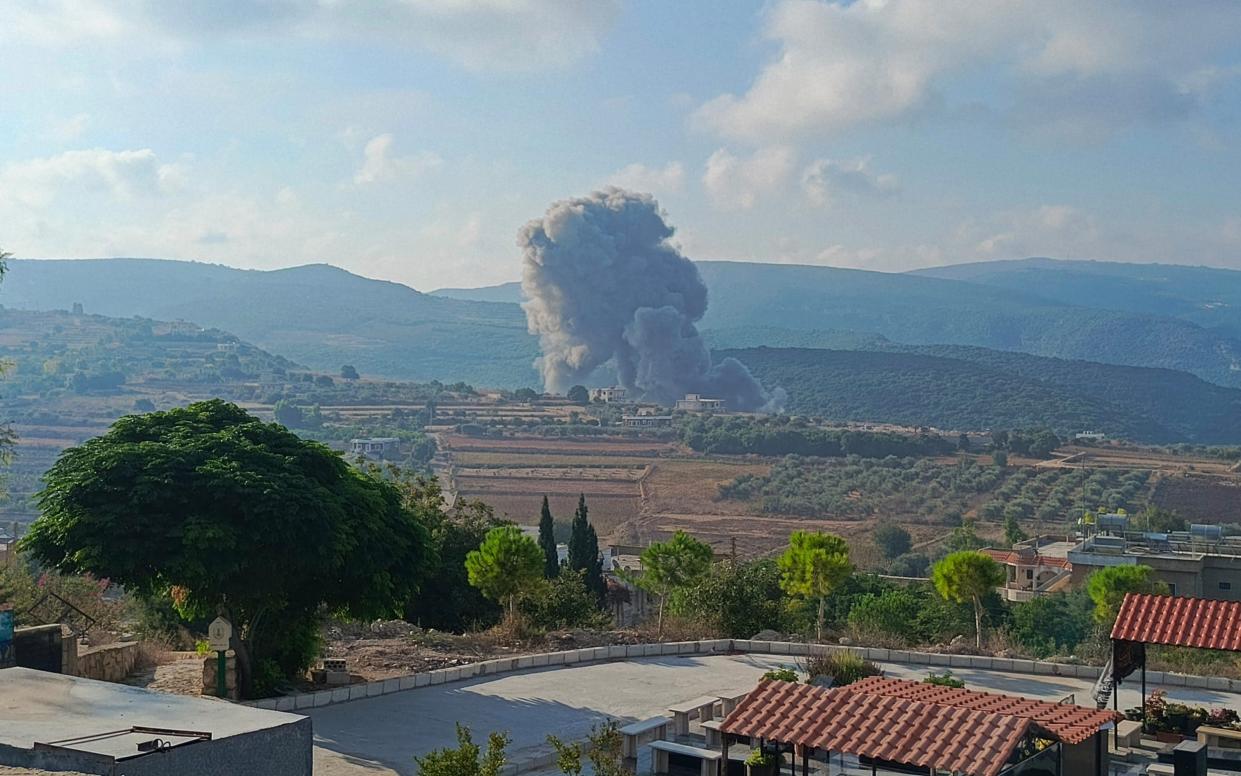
xmin=243 ymin=639 xmax=1241 ymax=716
xmin=75 ymin=641 xmax=138 ymax=682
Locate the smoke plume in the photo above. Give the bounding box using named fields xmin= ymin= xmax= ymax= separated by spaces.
xmin=519 ymin=188 xmax=776 ymax=411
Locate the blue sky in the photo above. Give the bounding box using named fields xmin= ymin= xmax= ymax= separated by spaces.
xmin=2 ymin=0 xmax=1241 ymax=290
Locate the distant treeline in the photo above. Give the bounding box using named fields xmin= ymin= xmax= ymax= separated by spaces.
xmin=679 ymin=416 xmax=953 ymax=458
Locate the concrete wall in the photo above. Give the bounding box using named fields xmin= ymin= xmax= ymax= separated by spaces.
xmin=244 ymin=639 xmax=1241 ymax=714
xmin=13 ymin=624 xmax=65 ymax=674
xmin=0 ymin=719 xmax=311 ymax=776
xmin=76 ymin=642 xmax=138 ymax=683
xmin=118 ymin=718 xmax=311 ymax=776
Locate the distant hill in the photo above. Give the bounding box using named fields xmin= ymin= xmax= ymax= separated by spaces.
xmin=3 ymin=259 xmax=540 ymax=388
xmin=915 ymin=258 xmax=1241 ymax=340
xmin=11 ymin=256 xmax=1241 ymax=392
xmin=723 ymin=346 xmax=1241 ymax=443
xmin=432 ymin=281 xmax=523 ymax=304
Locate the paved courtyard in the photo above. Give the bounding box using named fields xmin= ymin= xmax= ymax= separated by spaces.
xmin=311 ymin=653 xmax=1241 ymax=776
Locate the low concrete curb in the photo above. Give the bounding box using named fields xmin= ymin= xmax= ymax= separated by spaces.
xmin=244 ymin=640 xmax=1240 ymax=715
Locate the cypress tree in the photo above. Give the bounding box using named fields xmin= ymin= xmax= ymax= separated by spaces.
xmin=537 ymin=495 xmax=559 ymax=578
xmin=568 ymin=494 xmax=606 ymax=607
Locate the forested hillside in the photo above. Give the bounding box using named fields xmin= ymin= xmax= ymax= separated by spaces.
xmin=3 ymin=259 xmax=540 ymax=387
xmin=720 ymin=346 xmax=1241 ymax=443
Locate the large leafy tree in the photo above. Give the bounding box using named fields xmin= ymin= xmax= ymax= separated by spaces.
xmin=23 ymin=400 xmax=431 ymax=697
xmin=637 ymin=531 xmax=713 ymax=636
xmin=1086 ymin=564 xmax=1167 ymax=624
xmin=671 ymin=558 xmax=786 ymax=638
xmin=538 ymin=495 xmax=559 ymax=578
xmin=777 ymin=531 xmax=851 ymax=641
xmin=465 ymin=525 xmax=544 ymax=621
xmin=931 ymin=551 xmax=1005 ymax=649
xmin=567 ymin=494 xmax=605 ymax=606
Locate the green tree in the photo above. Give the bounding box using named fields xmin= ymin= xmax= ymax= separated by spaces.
xmin=946 ymin=521 xmax=983 ymax=553
xmin=567 ymin=494 xmax=605 ymax=606
xmin=1086 ymin=565 xmax=1166 ymax=624
xmin=520 ymin=569 xmax=610 ymax=631
xmin=513 ymin=388 xmax=539 ymax=402
xmin=23 ymin=400 xmax=430 ymax=697
xmin=958 ymin=433 xmax=971 ymax=452
xmin=547 ymin=721 xmax=626 ymax=776
xmin=416 ymin=724 xmax=509 ymax=776
xmin=992 ymin=450 xmax=1008 ymax=468
xmin=777 ymin=531 xmax=851 ymax=641
xmin=873 ymin=522 xmax=911 ymax=559
xmin=1003 ymin=514 xmax=1027 ymax=547
xmin=1007 ymin=591 xmax=1093 ymax=657
xmin=931 ymin=551 xmax=1005 ymax=649
xmin=637 ymin=531 xmax=713 ymax=636
xmin=1138 ymin=506 xmax=1186 ymax=533
xmin=847 ymin=588 xmax=923 ymax=644
xmin=567 ymin=385 xmax=589 ymax=405
xmin=340 ymin=364 xmax=360 ymax=380
xmin=670 ymin=558 xmax=785 ymax=638
xmin=465 ymin=525 xmax=544 ymax=621
xmin=538 ymin=495 xmax=559 ymax=578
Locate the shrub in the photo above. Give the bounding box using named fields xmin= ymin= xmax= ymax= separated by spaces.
xmin=923 ymin=670 xmax=965 ymax=688
xmin=762 ymin=667 xmax=799 ymax=683
xmin=745 ymin=749 xmax=777 ymax=767
xmin=803 ymin=652 xmax=881 ymax=687
xmin=520 ymin=570 xmax=611 ymax=632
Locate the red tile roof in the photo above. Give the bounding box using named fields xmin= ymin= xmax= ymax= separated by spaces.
xmin=848 ymin=677 xmax=1120 ymax=745
xmin=1111 ymin=593 xmax=1241 ymax=652
xmin=721 ymin=680 xmax=1031 ymax=776
xmin=981 ymin=549 xmax=1071 ymax=569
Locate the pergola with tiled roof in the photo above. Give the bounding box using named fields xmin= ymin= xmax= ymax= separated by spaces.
xmin=721 ymin=678 xmax=1117 ymax=776
xmin=848 ymin=677 xmax=1120 ymax=745
xmin=1105 ymin=593 xmax=1241 ymax=733
xmin=1112 ymin=593 xmax=1241 ymax=652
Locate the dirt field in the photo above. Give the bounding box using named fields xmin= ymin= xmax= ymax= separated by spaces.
xmin=1040 ymin=445 xmax=1238 ymax=476
xmin=439 ymin=434 xmax=679 ymax=456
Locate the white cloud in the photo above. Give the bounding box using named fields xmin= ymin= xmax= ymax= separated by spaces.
xmin=353 ymin=134 xmax=442 ymax=185
xmin=801 ymin=158 xmax=899 ymax=207
xmin=0 ymin=0 xmax=621 ymax=72
xmin=695 ymin=0 xmax=1241 ymax=142
xmin=0 ymin=148 xmax=180 ymax=208
xmin=605 ymin=162 xmax=685 ymax=196
xmin=966 ymin=204 xmax=1101 ymax=258
xmin=702 ymin=147 xmax=795 ymax=210
xmin=50 ymin=113 xmax=92 ymax=142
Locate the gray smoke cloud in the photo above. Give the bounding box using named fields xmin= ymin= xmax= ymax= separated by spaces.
xmin=519 ymin=188 xmax=778 ymax=412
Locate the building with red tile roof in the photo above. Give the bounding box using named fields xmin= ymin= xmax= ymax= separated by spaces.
xmin=721 ymin=677 xmax=1119 ymax=776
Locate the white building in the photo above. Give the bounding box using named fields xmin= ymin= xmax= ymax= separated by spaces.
xmin=675 ymin=394 xmax=723 ymax=412
xmin=589 ymin=386 xmax=628 ymax=403
xmin=349 ymin=437 xmax=401 ymax=459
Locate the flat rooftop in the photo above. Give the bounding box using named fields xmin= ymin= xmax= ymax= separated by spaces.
xmin=0 ymin=668 xmax=302 ymax=755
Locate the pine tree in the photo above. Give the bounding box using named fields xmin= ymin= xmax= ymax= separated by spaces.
xmin=537 ymin=495 xmax=559 ymax=578
xmin=567 ymin=494 xmax=606 ymax=607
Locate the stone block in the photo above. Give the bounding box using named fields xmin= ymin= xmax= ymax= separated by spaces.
xmin=516 ymin=655 xmax=535 ymax=669
xmin=788 ymin=642 xmax=810 ymax=656
xmin=591 ymin=646 xmax=610 ymax=661
xmin=660 ymin=643 xmax=679 ymax=655
xmin=444 ymin=667 xmax=462 ymax=682
xmin=733 ymin=640 xmax=753 ymax=652
xmin=398 ymin=675 xmax=417 ymax=690
xmin=532 ymin=653 xmax=551 ymax=667
xmin=415 ymin=673 xmax=430 ymax=688
xmin=1011 ymin=659 xmax=1036 ymax=674
xmin=1165 ymin=672 xmax=1188 ymax=687
xmin=888 ymin=650 xmax=910 ymax=664
xmin=547 ymin=651 xmax=566 ymax=665
xmin=366 ymin=681 xmax=384 ymax=697
xmin=294 ymin=693 xmax=315 ymax=710
xmin=1207 ymin=677 xmax=1230 ymax=691
xmin=770 ymin=641 xmax=791 ymax=655
xmin=349 ymin=684 xmax=368 ymax=701
xmin=751 ymin=641 xmax=772 ymax=654
xmin=331 ymin=687 xmax=351 ymax=703
xmin=948 ymin=654 xmax=970 ymax=668
xmin=609 ymin=645 xmax=628 ymax=660
xmin=643 ymin=643 xmax=661 ymax=657
xmin=276 ymin=696 xmax=297 ymax=711
xmin=255 ymin=698 xmax=280 ymax=710
xmin=460 ymin=664 xmax=478 ymax=678
xmin=868 ymin=648 xmax=890 ymax=662
xmin=313 ymin=691 xmax=333 ymax=708
xmin=383 ymin=678 xmax=400 ymax=694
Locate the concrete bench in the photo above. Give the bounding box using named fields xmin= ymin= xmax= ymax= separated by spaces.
xmin=715 ymin=691 xmax=748 ymax=717
xmin=1116 ymin=720 xmax=1142 ymax=748
xmin=702 ymin=719 xmax=723 ymax=748
xmin=620 ymin=715 xmax=669 ymax=758
xmin=1198 ymin=726 xmax=1241 ymax=750
xmin=669 ymin=694 xmax=721 ymax=735
xmin=650 ymin=739 xmax=723 ymax=776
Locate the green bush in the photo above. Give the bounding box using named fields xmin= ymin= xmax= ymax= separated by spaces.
xmin=520 ymin=570 xmax=611 ymax=632
xmin=804 ymin=652 xmax=881 ymax=687
xmin=923 ymin=670 xmax=965 ymax=688
xmin=762 ymin=667 xmax=800 ymax=682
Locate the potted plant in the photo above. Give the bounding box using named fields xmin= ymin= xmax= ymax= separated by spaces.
xmin=745 ymin=748 xmax=777 ymax=776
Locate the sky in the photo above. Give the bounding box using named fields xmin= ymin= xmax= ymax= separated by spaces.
xmin=2 ymin=0 xmax=1241 ymax=291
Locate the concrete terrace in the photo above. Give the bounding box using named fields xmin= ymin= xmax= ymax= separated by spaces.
xmin=310 ymin=653 xmax=1241 ymax=776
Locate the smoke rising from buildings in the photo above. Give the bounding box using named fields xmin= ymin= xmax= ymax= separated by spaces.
xmin=519 ymin=188 xmax=777 ymax=412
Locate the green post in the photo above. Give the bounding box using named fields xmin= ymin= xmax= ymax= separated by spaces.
xmin=217 ymin=650 xmax=227 ymax=698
